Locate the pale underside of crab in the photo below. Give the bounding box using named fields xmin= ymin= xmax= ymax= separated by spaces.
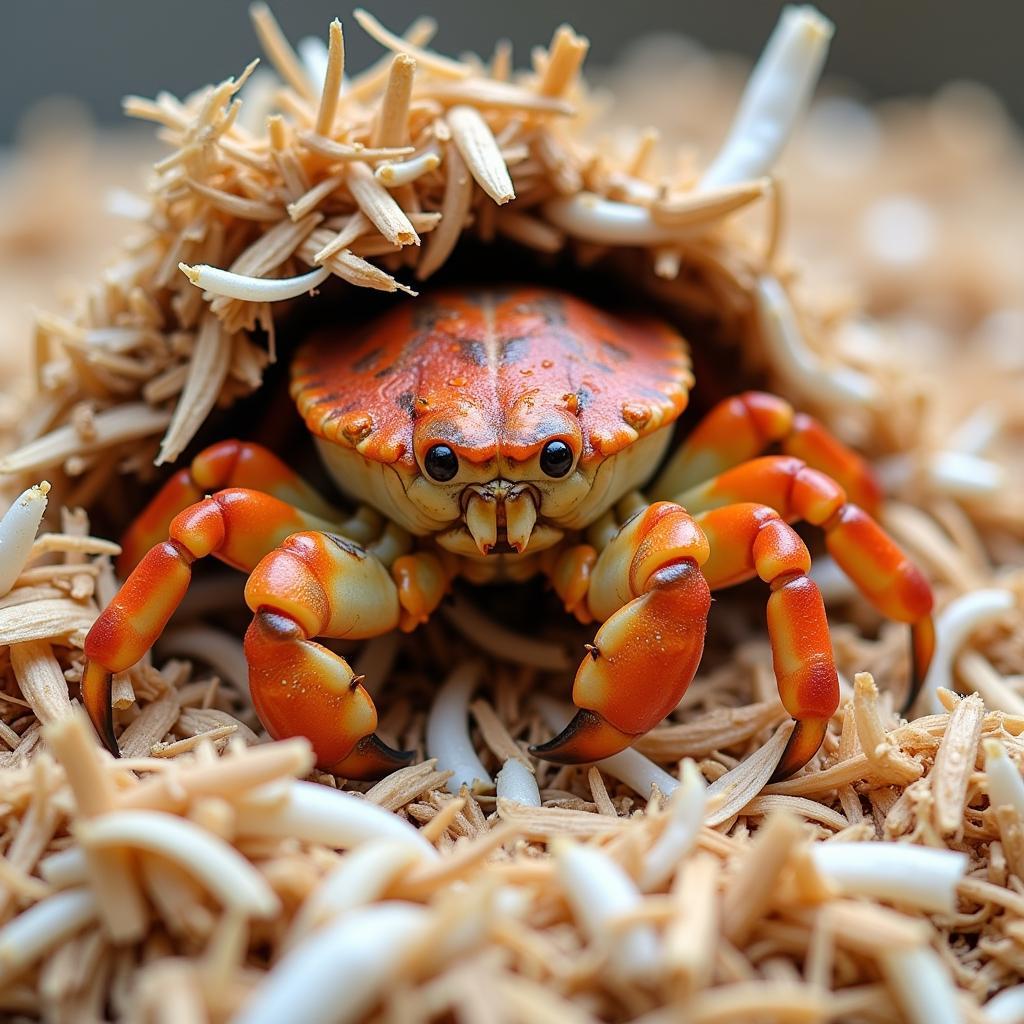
xmin=81 ymin=285 xmax=934 ymax=780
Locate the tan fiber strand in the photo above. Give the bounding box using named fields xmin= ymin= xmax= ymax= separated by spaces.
xmin=537 ymin=25 xmax=590 ymax=98
xmin=157 ymin=316 xmax=232 ymax=464
xmin=0 ymin=406 xmax=173 ymax=476
xmin=721 ymin=812 xmax=805 ymax=945
xmin=0 ymin=599 xmax=96 ymax=646
xmin=447 ymin=105 xmax=515 ymax=205
xmin=930 ymin=693 xmax=984 ymax=834
xmin=417 ymin=142 xmax=472 ymax=279
xmin=43 ymin=714 xmax=149 ymax=944
xmin=249 ymin=2 xmax=315 ymax=100
xmin=299 ymin=132 xmax=415 ymax=162
xmin=314 ymin=20 xmax=345 ymax=137
xmin=853 ymin=674 xmax=923 ymax=785
xmin=373 ymin=54 xmax=417 ymax=148
xmin=352 ymin=9 xmax=469 ymax=80
xmin=10 ymin=641 xmax=72 ymax=725
xmin=312 ymin=211 xmax=372 ymax=263
xmin=420 ymin=80 xmax=575 ymax=115
xmin=286 ymin=174 xmax=344 ymax=223
xmin=186 ymin=180 xmax=281 ymax=221
xmin=346 ymin=161 xmax=420 ymax=247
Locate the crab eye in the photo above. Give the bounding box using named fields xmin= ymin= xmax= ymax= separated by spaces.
xmin=424 ymin=444 xmax=459 ymax=482
xmin=539 ymin=439 xmax=574 ymax=478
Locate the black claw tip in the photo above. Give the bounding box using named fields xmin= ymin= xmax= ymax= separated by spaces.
xmin=334 ymin=732 xmax=416 ymax=780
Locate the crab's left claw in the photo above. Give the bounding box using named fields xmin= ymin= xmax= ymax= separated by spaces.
xmin=530 ymin=503 xmax=712 ymax=764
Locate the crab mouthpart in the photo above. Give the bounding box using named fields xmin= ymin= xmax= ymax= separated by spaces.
xmin=462 ymin=485 xmax=540 ymax=556
xmin=465 ymin=492 xmax=498 ymax=555
xmin=504 ymin=489 xmax=538 ymax=554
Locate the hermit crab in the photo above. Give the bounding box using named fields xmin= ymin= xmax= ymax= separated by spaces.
xmin=83 ymin=285 xmax=935 ymax=780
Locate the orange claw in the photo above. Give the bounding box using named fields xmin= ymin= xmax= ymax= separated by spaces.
xmin=242 ymin=531 xmax=411 ymax=777
xmin=653 ymin=391 xmax=882 ymax=515
xmin=245 ymin=610 xmax=412 ymax=779
xmin=697 ymin=502 xmax=840 ymax=780
xmin=531 ymin=502 xmax=712 ymax=764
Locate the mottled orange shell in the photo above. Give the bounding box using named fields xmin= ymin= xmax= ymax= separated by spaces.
xmin=291 ymin=286 xmax=693 ymax=468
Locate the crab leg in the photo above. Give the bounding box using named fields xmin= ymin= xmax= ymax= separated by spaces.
xmin=531 ymin=502 xmax=712 ymax=764
xmin=391 ymin=551 xmax=451 ymax=632
xmin=696 ymin=502 xmax=839 ymax=779
xmin=84 ymin=488 xmax=333 ymax=753
xmin=651 ymin=391 xmax=882 ymax=514
xmin=674 ymin=454 xmax=935 ymax=710
xmin=542 ymin=543 xmax=599 ymax=624
xmin=119 ymin=440 xmax=339 ymax=574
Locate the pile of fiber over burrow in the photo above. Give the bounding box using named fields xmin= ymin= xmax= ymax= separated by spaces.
xmin=0 ymin=6 xmax=1022 ymax=1023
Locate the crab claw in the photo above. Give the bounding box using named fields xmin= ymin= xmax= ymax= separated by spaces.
xmin=331 ymin=733 xmax=416 ymax=778
xmin=531 ymin=504 xmax=713 ymax=766
xmin=529 ymin=708 xmax=636 ymax=764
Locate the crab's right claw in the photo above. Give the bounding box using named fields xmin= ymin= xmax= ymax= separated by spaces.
xmin=83 ymin=487 xmax=343 ymax=758
xmin=244 ymin=609 xmax=415 ymax=781
xmin=242 ymin=526 xmax=418 ymax=781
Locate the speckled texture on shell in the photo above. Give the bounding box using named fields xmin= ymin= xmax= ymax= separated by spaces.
xmin=291 ymin=286 xmax=693 ymax=469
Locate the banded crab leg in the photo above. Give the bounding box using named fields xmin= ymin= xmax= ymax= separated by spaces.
xmin=118 ymin=438 xmax=440 ymax=625
xmin=83 ymin=489 xmax=414 ymax=778
xmin=531 ymin=501 xmax=712 ymax=764
xmin=695 ymin=502 xmax=839 ymax=780
xmin=673 ymin=454 xmax=935 ymax=710
xmin=651 ymin=391 xmax=883 ymax=514
xmin=84 ymin=488 xmax=334 ymax=753
xmin=119 ymin=440 xmax=340 ymax=574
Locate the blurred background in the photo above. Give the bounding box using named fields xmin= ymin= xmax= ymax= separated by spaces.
xmin=1 ymin=0 xmax=1022 ymax=144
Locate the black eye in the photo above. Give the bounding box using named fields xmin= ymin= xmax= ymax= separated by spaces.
xmin=539 ymin=439 xmax=574 ymax=478
xmin=424 ymin=444 xmax=459 ymax=482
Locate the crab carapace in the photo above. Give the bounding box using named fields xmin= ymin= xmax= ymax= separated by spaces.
xmin=82 ymin=286 xmax=935 ymax=780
